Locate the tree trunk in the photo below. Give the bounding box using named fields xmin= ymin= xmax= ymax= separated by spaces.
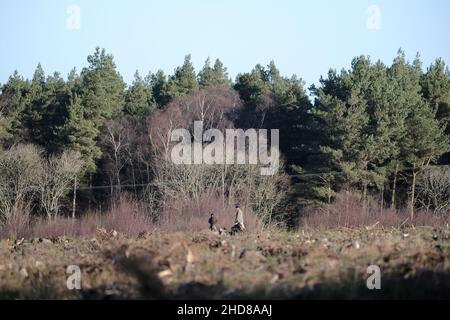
xmin=362 ymin=183 xmax=367 ymax=211
xmin=88 ymin=176 xmax=92 ymax=212
xmin=380 ymin=185 xmax=384 ymax=215
xmin=410 ymin=168 xmax=417 ymax=221
xmin=130 ymin=160 xmax=137 ymax=197
xmin=146 ymin=163 xmax=150 ymax=183
xmin=390 ymin=164 xmax=398 ymax=210
xmin=72 ymin=177 xmax=77 ymax=219
xmin=327 ymin=183 xmax=332 ymax=205
xmin=222 ymin=165 xmax=226 ymax=208
xmin=114 ymin=149 xmax=121 ymax=193
xmin=110 ymin=177 xmax=115 ymax=209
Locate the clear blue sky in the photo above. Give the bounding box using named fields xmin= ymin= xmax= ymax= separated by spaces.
xmin=1 ymin=0 xmax=449 ymax=89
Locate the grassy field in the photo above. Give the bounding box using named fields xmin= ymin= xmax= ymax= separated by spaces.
xmin=0 ymin=225 xmax=449 ymax=299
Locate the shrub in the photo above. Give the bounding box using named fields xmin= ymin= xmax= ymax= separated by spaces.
xmin=0 ymin=144 xmax=43 ymax=225
xmin=298 ymin=190 xmax=448 ymax=229
xmin=147 ymin=85 xmax=290 ymax=227
xmin=416 ymin=167 xmax=450 ymax=215
xmin=11 ymin=196 xmax=154 ymax=239
xmin=0 ymin=206 xmax=31 ymax=239
xmin=39 ymin=150 xmax=84 ymax=219
xmin=158 ymin=190 xmax=261 ymax=232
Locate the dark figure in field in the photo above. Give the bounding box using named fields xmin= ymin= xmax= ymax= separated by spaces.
xmin=208 ymin=213 xmax=218 ymax=232
xmin=230 ymin=204 xmax=245 ymax=235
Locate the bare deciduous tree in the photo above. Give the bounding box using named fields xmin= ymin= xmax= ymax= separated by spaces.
xmin=102 ymin=120 xmax=131 ymax=194
xmin=416 ymin=167 xmax=450 ymax=215
xmin=143 ymin=85 xmax=290 ymax=226
xmin=39 ymin=150 xmax=84 ymax=220
xmin=0 ymin=144 xmax=43 ymax=225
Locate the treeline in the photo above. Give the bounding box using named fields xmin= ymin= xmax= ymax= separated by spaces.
xmin=0 ymin=47 xmax=449 ymax=227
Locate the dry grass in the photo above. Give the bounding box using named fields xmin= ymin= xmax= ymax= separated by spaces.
xmin=158 ymin=192 xmax=261 ymax=232
xmin=1 ymin=191 xmax=449 ymax=300
xmin=299 ymin=191 xmax=449 ymax=229
xmin=0 ymin=225 xmax=449 ymax=299
xmin=0 ymin=197 xmax=154 ymax=239
xmin=0 ymin=195 xmax=262 ymax=240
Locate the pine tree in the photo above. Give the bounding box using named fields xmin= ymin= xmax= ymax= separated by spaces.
xmin=81 ymin=47 xmax=126 ymax=124
xmin=0 ymin=71 xmax=30 ymax=147
xmin=198 ymin=57 xmax=214 ymax=87
xmin=198 ymin=58 xmax=230 ymax=87
xmin=311 ymin=56 xmax=389 ymax=201
xmin=402 ymin=99 xmax=449 ymax=219
xmin=20 ymin=66 xmax=71 ymax=153
xmin=421 ymin=58 xmax=450 ymax=125
xmin=124 ymin=71 xmax=155 ymax=120
xmin=168 ymin=54 xmax=198 ymax=98
xmin=40 ymin=72 xmax=71 ymax=153
xmin=150 ymin=70 xmax=171 ymax=108
xmin=63 ymin=93 xmax=101 ymax=173
xmin=67 ymin=67 xmax=82 ymax=95
xmin=234 ymin=65 xmax=270 ymax=109
xmin=212 ymin=59 xmax=230 ymax=86
xmin=21 ymin=64 xmax=49 ymax=146
xmin=235 ymin=61 xmax=312 ymax=164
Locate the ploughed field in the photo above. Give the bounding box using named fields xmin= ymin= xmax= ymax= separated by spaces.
xmin=0 ymin=226 xmax=449 ymax=299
